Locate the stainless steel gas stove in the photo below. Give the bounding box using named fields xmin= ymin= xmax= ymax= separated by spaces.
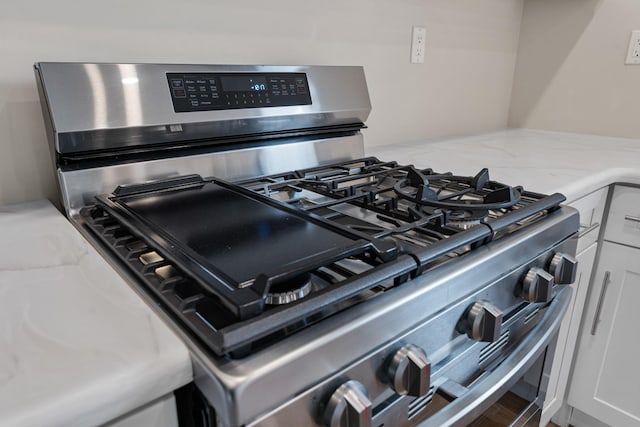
xmin=35 ymin=62 xmax=578 ymax=427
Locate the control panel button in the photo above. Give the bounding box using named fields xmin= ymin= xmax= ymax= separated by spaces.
xmin=522 ymin=267 xmax=554 ymax=303
xmin=323 ymin=380 xmax=372 ymax=427
xmin=549 ymin=252 xmax=578 ymax=285
xmin=457 ymin=301 xmax=502 ymax=342
xmin=386 ymin=344 xmax=431 ymax=397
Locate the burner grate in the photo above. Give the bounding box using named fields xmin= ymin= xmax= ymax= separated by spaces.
xmin=78 ymin=157 xmax=565 ymax=357
xmin=79 ymin=204 xmax=417 ymax=357
xmin=237 ymin=157 xmax=566 ymax=273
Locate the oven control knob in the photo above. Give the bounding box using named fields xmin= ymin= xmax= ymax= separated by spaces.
xmin=457 ymin=301 xmax=503 ymax=342
xmin=522 ymin=267 xmax=555 ymax=303
xmin=549 ymin=252 xmax=578 ymax=285
xmin=323 ymin=380 xmax=372 ymax=427
xmin=386 ymin=344 xmax=431 ymax=397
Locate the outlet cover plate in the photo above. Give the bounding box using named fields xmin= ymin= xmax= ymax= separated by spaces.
xmin=411 ymin=26 xmax=426 ymax=64
xmin=625 ymin=30 xmax=640 ymax=65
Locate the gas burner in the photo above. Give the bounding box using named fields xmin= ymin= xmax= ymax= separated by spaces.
xmin=447 ymin=210 xmax=489 ymax=230
xmin=394 ymin=167 xmax=522 ymax=211
xmin=265 ymin=274 xmax=314 ymax=305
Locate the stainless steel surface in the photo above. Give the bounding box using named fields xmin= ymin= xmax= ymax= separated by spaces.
xmin=323 ymin=380 xmax=372 ymax=427
xmin=198 ymin=207 xmax=578 ymax=427
xmin=68 ymin=205 xmax=577 ymax=427
xmin=36 ymin=60 xmax=580 ymax=427
xmin=415 ymin=286 xmax=571 ymax=427
xmin=65 ymin=187 xmax=578 ymax=427
xmin=461 ymin=301 xmax=503 ymax=343
xmin=624 ymin=214 xmax=640 ymax=223
xmin=578 ymin=222 xmax=600 ymax=238
xmin=386 ymin=345 xmax=431 ymax=397
xmin=58 ymin=134 xmax=364 ymax=216
xmin=591 ymin=271 xmax=611 ymax=336
xmin=35 ymin=63 xmax=371 ymax=154
xmin=243 ymin=228 xmax=574 ymax=427
xmin=549 ymin=252 xmax=578 ymax=284
xmin=522 ymin=268 xmax=554 ymax=303
xmin=437 ymin=379 xmax=469 ymax=401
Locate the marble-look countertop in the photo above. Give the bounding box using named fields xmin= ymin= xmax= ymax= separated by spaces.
xmin=367 ymin=128 xmax=640 ymax=203
xmin=0 ymin=200 xmax=192 ymax=427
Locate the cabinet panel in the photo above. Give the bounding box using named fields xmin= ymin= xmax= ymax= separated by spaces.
xmin=604 ymin=185 xmax=640 ymax=248
xmin=567 ymin=241 xmax=640 ymax=426
xmin=571 ymin=187 xmax=608 ymax=253
xmin=541 ymin=243 xmax=596 ymax=426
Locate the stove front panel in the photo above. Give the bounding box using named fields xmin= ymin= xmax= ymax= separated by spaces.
xmin=242 ymin=240 xmax=574 ymax=427
xmin=184 ymin=207 xmax=577 ymax=426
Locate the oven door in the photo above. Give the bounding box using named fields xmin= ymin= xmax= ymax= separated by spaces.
xmin=415 ymin=286 xmax=570 ymax=427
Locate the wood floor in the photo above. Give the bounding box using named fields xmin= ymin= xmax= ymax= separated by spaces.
xmin=468 ymin=391 xmax=561 ymax=427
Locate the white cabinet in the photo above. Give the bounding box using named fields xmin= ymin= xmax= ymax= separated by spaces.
xmin=567 ymin=184 xmax=640 ymax=427
xmin=541 ymin=243 xmax=596 ymax=426
xmin=540 ymin=187 xmax=608 ymax=426
xmin=567 ymin=242 xmax=640 ymax=426
xmin=603 ymin=184 xmax=640 ymax=248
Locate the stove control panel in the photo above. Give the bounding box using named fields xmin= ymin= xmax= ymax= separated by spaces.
xmin=167 ymin=72 xmax=312 ymax=112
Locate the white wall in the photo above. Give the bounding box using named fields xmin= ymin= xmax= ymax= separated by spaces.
xmin=0 ymin=0 xmax=524 ymax=206
xmin=509 ymin=0 xmax=640 ymax=138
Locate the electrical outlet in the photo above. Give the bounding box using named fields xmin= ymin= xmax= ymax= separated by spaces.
xmin=411 ymin=26 xmax=426 ymax=64
xmin=625 ymin=30 xmax=640 ymax=65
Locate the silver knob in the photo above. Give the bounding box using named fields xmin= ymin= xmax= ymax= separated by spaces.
xmin=457 ymin=301 xmax=502 ymax=342
xmin=386 ymin=344 xmax=431 ymax=397
xmin=323 ymin=380 xmax=372 ymax=427
xmin=522 ymin=267 xmax=554 ymax=303
xmin=549 ymin=252 xmax=578 ymax=284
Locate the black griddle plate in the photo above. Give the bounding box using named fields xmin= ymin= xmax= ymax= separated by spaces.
xmin=95 ymin=175 xmax=395 ymax=319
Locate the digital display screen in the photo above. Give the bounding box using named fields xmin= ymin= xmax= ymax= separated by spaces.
xmin=221 ymin=76 xmax=268 ymax=92
xmin=167 ymin=72 xmax=311 ymax=112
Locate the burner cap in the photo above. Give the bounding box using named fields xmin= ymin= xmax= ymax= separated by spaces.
xmin=447 ymin=210 xmax=489 ymax=230
xmin=265 ymin=273 xmax=313 ymax=305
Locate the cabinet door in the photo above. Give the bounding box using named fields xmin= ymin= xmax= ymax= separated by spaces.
xmin=604 ymin=185 xmax=640 ymax=248
xmin=567 ymin=242 xmax=640 ymax=426
xmin=541 ymin=243 xmax=597 ymax=426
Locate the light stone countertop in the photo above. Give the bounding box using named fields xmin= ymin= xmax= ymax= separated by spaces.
xmin=0 ymin=200 xmax=192 ymax=427
xmin=367 ymin=128 xmax=640 ymax=203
